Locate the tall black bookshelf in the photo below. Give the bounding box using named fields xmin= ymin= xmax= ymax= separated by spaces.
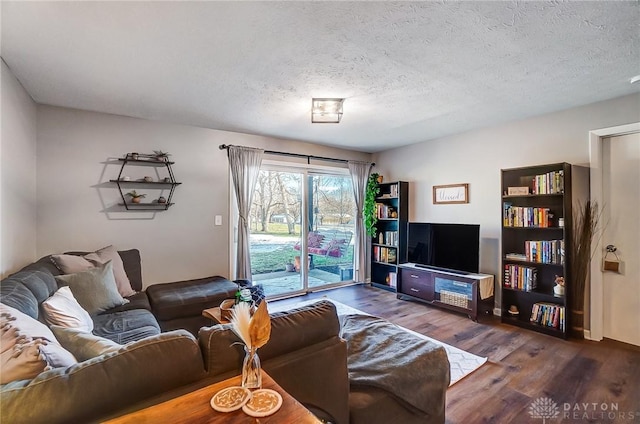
xmin=501 ymin=162 xmax=588 ymax=339
xmin=371 ymin=181 xmax=409 ymax=291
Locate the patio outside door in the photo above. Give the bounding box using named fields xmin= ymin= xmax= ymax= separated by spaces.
xmin=249 ymin=169 xmax=304 ymax=296
xmin=306 ymin=172 xmax=356 ymax=290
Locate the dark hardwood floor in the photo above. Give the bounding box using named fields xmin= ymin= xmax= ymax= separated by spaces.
xmin=271 ymin=284 xmax=640 ymax=424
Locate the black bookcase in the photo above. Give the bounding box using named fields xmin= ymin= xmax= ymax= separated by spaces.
xmin=371 ymin=181 xmax=409 ymax=291
xmin=500 ymin=162 xmax=588 ymax=339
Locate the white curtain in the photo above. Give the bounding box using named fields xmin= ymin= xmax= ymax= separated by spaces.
xmin=228 ymin=146 xmax=264 ymax=280
xmin=348 ymin=161 xmax=373 ymax=283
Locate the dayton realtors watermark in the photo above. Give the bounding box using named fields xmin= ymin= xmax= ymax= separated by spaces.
xmin=529 ymin=397 xmax=638 ymax=422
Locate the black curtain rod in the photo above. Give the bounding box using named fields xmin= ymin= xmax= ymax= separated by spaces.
xmin=218 ymin=144 xmax=375 ymax=166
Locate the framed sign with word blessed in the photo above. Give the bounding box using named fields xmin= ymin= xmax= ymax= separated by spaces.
xmin=433 ymin=183 xmax=469 ymax=204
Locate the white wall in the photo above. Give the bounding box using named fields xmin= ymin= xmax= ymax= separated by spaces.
xmin=36 ymin=105 xmax=370 ymax=287
xmin=374 ymin=93 xmax=640 ymax=310
xmin=1 ymin=60 xmax=38 ymax=277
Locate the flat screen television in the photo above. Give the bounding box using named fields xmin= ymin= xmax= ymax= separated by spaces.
xmin=406 ymin=222 xmax=480 ymax=274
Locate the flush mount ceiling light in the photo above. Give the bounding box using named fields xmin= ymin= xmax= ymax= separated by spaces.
xmin=631 ymin=75 xmax=640 ymax=84
xmin=311 ymin=98 xmax=344 ymax=123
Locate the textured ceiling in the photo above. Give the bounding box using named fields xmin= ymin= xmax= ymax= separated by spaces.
xmin=1 ymin=1 xmax=639 ymax=152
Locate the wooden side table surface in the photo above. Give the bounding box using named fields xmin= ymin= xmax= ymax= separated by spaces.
xmin=202 ymin=306 xmax=228 ymax=324
xmin=103 ymin=371 xmax=321 ymax=424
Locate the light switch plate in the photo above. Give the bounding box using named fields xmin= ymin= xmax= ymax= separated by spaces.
xmin=215 ymin=215 xmax=222 ymax=226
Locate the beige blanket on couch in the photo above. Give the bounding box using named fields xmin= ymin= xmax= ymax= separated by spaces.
xmin=340 ymin=314 xmax=450 ymax=413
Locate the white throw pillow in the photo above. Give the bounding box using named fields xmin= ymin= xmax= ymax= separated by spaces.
xmin=0 ymin=303 xmax=77 ymax=368
xmin=42 ymin=286 xmax=94 ymax=333
xmin=50 ymin=326 xmax=121 ymax=361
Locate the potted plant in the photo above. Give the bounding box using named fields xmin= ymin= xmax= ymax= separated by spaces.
xmin=126 ymin=190 xmax=146 ymax=204
xmin=363 ymin=172 xmax=380 ymax=237
xmin=153 ymin=150 xmax=171 ymax=162
xmin=285 ymin=260 xmax=295 ymax=272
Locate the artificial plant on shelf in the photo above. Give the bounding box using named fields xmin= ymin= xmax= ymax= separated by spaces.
xmin=153 ymin=150 xmax=171 ymax=161
xmin=126 ymin=190 xmax=146 ymax=204
xmin=569 ymin=200 xmax=602 ymax=339
xmin=363 ymin=172 xmax=380 ymax=237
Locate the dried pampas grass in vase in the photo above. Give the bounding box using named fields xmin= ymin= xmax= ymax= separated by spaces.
xmin=569 ymin=200 xmax=602 ymax=339
xmin=230 ymin=301 xmax=271 ymax=389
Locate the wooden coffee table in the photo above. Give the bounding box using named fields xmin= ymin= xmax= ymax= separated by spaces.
xmin=104 ymin=370 xmax=322 ymax=423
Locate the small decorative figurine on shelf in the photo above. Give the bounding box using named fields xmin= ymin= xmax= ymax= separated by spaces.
xmin=553 ymin=275 xmax=565 ymax=296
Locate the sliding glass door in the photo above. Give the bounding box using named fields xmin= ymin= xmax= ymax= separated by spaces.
xmin=249 ymin=169 xmax=304 ymax=296
xmin=248 ymin=165 xmax=355 ymax=297
xmin=307 ymin=173 xmax=355 ymax=289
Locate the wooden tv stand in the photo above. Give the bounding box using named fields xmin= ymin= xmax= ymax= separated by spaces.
xmin=396 ymin=263 xmax=494 ymax=321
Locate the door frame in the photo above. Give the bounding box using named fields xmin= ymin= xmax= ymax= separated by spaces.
xmin=587 ymin=122 xmax=640 ymax=341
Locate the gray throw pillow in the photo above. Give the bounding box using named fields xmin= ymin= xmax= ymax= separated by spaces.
xmin=55 ymin=261 xmax=128 ymax=315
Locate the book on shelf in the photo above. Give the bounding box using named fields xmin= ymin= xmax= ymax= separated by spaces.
xmin=503 ymin=204 xmax=555 ymax=228
xmin=385 ymin=183 xmax=398 ymax=197
xmin=503 ymin=264 xmax=538 ymax=291
xmin=505 ymin=253 xmax=528 ymax=261
xmin=377 ymin=230 xmax=398 ymax=246
xmin=532 ymin=170 xmax=564 ymax=195
xmin=388 ymin=272 xmax=397 ymax=288
xmin=375 ymin=203 xmax=396 ymax=219
xmin=530 ymin=302 xmax=565 ymax=331
xmin=524 ymin=240 xmax=564 ymax=264
xmin=373 ymin=246 xmax=396 ymax=263
xmin=387 ymin=248 xmax=397 ymax=264
xmin=378 ymin=184 xmax=398 ymax=199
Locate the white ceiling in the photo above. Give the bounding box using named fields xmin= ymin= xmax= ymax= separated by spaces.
xmin=2 ymin=1 xmax=639 ymax=153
